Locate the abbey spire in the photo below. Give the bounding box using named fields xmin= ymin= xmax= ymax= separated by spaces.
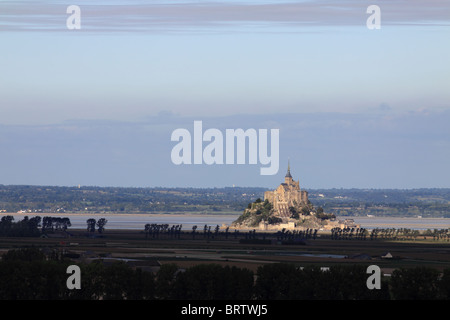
xmin=285 ymin=160 xmax=292 ymax=178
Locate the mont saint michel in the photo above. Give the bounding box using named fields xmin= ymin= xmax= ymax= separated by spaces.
xmin=232 ymin=162 xmax=338 ymax=230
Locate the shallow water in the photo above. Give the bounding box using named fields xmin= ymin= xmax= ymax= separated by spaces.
xmin=348 ymin=216 xmax=450 ymax=230
xmin=2 ymin=213 xmax=449 ymax=231
xmin=2 ymin=213 xmax=239 ymax=230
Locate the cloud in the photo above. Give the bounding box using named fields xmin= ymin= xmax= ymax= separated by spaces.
xmin=1 ymin=109 xmax=450 ymax=188
xmin=1 ymin=0 xmax=449 ymax=33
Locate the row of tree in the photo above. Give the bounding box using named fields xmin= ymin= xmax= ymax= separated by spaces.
xmin=144 ymin=224 xmax=183 ymax=239
xmin=0 ymin=215 xmax=72 ymax=237
xmin=1 ymin=248 xmax=449 ymax=300
xmin=86 ymin=218 xmax=108 ymax=233
xmin=331 ymin=227 xmax=369 ymax=240
xmin=142 ymin=224 xmax=320 ymax=242
xmin=0 ymin=215 xmax=109 ymax=237
xmin=143 ymin=224 xmax=448 ymax=243
xmin=275 ymin=228 xmax=318 ymax=241
xmin=330 ymin=227 xmax=450 ymax=241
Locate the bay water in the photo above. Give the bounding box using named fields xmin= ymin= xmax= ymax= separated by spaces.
xmin=2 ymin=213 xmax=449 ymax=231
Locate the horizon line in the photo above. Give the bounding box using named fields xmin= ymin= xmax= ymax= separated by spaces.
xmin=1 ymin=183 xmax=450 ymax=191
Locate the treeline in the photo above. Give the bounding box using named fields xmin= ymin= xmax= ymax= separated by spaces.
xmin=1 ymin=248 xmax=449 ymax=300
xmin=0 ymin=215 xmax=72 ymax=237
xmin=0 ymin=215 xmax=109 ymax=237
xmin=330 ymin=227 xmax=450 ymax=241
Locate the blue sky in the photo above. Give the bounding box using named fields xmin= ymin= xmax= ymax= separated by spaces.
xmin=0 ymin=1 xmax=449 ymax=189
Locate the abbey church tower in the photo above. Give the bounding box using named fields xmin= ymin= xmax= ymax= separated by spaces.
xmin=264 ymin=161 xmax=309 ymax=218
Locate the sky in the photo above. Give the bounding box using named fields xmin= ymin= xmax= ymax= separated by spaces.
xmin=0 ymin=0 xmax=449 ymax=189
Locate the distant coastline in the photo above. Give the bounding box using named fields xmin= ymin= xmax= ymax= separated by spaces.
xmin=1 ymin=185 xmax=450 ymax=218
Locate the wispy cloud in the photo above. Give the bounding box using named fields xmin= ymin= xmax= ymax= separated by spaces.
xmin=1 ymin=0 xmax=449 ymax=33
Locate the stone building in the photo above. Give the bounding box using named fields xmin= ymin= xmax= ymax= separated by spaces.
xmin=264 ymin=162 xmax=308 ymax=218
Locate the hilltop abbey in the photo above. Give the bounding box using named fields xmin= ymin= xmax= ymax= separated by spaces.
xmin=264 ymin=161 xmax=309 ymax=218
xmin=232 ymin=161 xmax=344 ymax=230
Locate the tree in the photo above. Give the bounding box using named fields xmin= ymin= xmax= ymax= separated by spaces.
xmin=390 ymin=267 xmax=441 ymax=300
xmin=254 ymin=263 xmax=301 ymax=299
xmin=155 ymin=263 xmax=179 ymax=299
xmin=61 ymin=217 xmax=71 ymax=230
xmin=301 ymin=206 xmax=310 ymax=216
xmin=0 ymin=215 xmax=14 ymax=226
xmin=439 ymin=268 xmax=450 ymax=299
xmin=289 ymin=206 xmax=299 ymax=219
xmin=28 ymin=216 xmax=42 ymax=229
xmin=2 ymin=247 xmax=46 ymax=262
xmin=96 ymin=218 xmax=108 ymax=233
xmin=214 ymin=225 xmax=220 ymax=238
xmin=87 ymin=218 xmax=96 ymax=233
xmin=42 ymin=216 xmax=53 ymax=232
xmin=171 ymin=264 xmax=253 ymax=300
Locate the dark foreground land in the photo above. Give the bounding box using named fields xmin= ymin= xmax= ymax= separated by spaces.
xmin=2 ymin=228 xmax=450 ymax=271
xmin=1 ymin=228 xmax=450 ymax=300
